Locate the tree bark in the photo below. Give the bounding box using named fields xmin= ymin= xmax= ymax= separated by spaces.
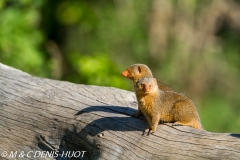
xmin=0 ymin=63 xmax=240 ymax=160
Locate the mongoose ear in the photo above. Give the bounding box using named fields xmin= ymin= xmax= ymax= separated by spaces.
xmin=153 ymin=78 xmax=157 ymax=84
xmin=138 ymin=66 xmax=141 ymax=73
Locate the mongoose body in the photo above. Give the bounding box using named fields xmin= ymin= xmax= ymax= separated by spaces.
xmin=121 ymin=64 xmax=174 ymax=117
xmin=135 ymin=77 xmax=204 ymax=133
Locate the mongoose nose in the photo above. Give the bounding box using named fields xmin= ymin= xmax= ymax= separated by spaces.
xmin=145 ymin=87 xmax=150 ymax=92
xmin=121 ymin=70 xmax=128 ymax=77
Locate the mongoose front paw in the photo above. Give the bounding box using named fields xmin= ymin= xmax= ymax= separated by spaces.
xmin=145 ymin=128 xmax=150 ymax=132
xmin=149 ymin=129 xmax=155 ymax=134
xmin=144 ymin=128 xmax=155 ymax=136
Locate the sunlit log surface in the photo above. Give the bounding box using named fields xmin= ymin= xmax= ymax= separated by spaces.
xmin=0 ymin=63 xmax=240 ymax=160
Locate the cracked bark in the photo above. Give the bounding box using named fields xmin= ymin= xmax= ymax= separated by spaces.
xmin=0 ymin=63 xmax=240 ymax=160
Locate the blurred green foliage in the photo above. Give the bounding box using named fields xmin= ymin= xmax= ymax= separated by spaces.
xmin=0 ymin=0 xmax=240 ymax=133
xmin=67 ymin=53 xmax=130 ymax=89
xmin=0 ymin=0 xmax=48 ymax=76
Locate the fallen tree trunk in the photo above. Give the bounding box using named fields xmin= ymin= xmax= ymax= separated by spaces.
xmin=0 ymin=63 xmax=240 ymax=160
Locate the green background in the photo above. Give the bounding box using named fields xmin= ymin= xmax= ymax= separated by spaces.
xmin=1 ymin=0 xmax=240 ymax=133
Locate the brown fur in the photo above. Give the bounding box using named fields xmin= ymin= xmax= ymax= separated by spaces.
xmin=121 ymin=64 xmax=174 ymax=117
xmin=135 ymin=77 xmax=204 ymax=133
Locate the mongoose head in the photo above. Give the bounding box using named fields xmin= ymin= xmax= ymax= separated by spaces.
xmin=121 ymin=64 xmax=153 ymax=81
xmin=135 ymin=77 xmax=158 ymax=94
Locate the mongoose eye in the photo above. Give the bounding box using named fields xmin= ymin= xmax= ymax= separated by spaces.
xmin=141 ymin=84 xmax=145 ymax=89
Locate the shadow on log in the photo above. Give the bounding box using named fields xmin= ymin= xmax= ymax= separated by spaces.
xmin=0 ymin=63 xmax=240 ymax=160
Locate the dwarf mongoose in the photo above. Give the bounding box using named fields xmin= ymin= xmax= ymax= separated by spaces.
xmin=121 ymin=64 xmax=174 ymax=117
xmin=135 ymin=77 xmax=204 ymax=133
